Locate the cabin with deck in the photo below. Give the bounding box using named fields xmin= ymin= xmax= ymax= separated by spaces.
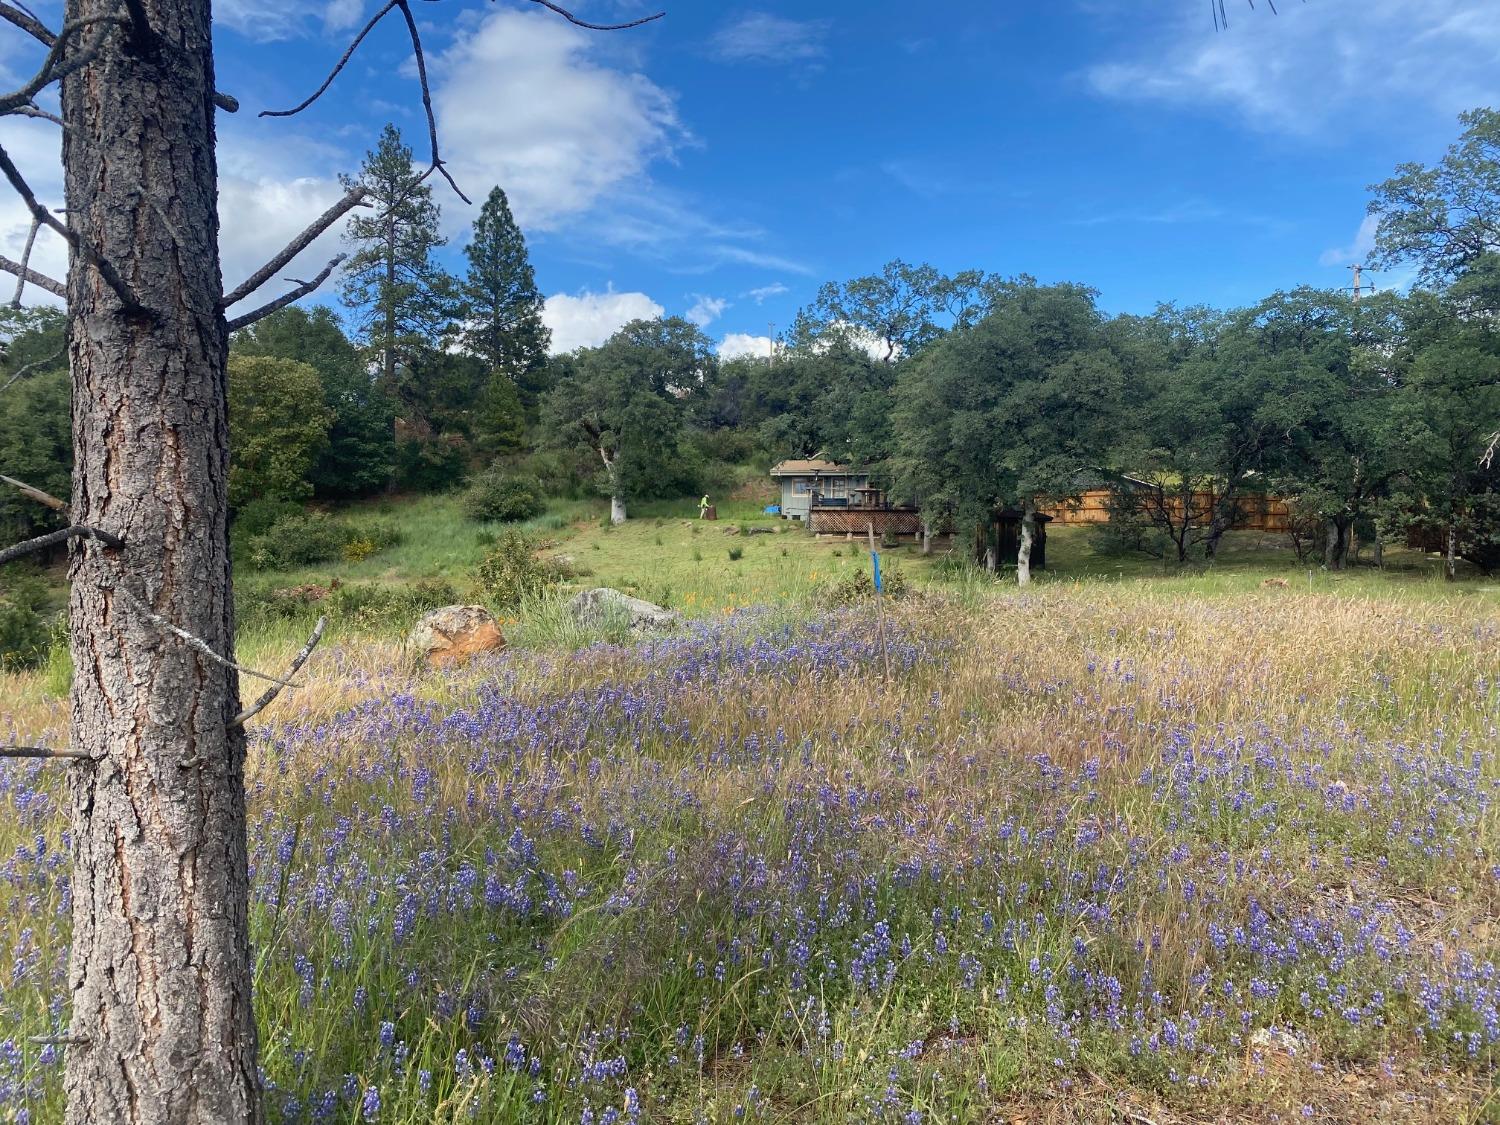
xmin=770 ymin=459 xmax=871 ymax=521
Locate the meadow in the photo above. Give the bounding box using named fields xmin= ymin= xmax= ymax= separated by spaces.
xmin=2 ymin=501 xmax=1500 ymax=1122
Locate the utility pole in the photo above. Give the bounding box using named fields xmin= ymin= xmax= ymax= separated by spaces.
xmin=1348 ymin=264 xmax=1376 ymax=304
xmin=767 ymin=321 xmax=776 ymax=366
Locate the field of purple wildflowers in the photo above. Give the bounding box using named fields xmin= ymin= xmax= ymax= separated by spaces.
xmin=2 ymin=584 xmax=1500 ymax=1122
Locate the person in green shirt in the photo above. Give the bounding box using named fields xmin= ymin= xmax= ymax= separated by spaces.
xmin=699 ymin=494 xmax=711 ymax=519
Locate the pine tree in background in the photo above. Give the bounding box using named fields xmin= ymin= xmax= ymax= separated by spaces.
xmin=460 ymin=186 xmax=552 ymax=442
xmin=341 ymin=124 xmax=456 ymax=421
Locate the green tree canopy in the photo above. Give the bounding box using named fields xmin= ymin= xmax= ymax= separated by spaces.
xmin=892 ymin=279 xmax=1120 ymax=582
xmin=1369 ymin=108 xmax=1500 ymax=286
xmin=226 ymin=355 xmax=332 ymax=509
xmin=0 ymin=308 xmax=71 ymax=543
xmin=541 ymin=318 xmax=701 ymax=523
xmin=231 ymin=305 xmax=396 ymax=498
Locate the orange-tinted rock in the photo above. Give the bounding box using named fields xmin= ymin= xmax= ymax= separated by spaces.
xmin=408 ymin=605 xmax=506 ymax=667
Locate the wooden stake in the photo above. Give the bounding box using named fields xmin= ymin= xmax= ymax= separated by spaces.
xmin=868 ymin=522 xmax=892 ymax=685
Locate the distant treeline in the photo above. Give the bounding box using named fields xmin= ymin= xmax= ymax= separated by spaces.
xmin=3 ymin=111 xmax=1500 ymax=577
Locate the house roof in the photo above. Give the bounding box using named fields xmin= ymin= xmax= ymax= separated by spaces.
xmin=770 ymin=459 xmax=864 ymax=477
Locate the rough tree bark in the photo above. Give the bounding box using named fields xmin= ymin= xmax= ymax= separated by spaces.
xmin=59 ymin=1 xmax=258 ymax=1120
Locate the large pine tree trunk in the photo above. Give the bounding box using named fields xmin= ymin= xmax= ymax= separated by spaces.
xmin=60 ymin=2 xmax=260 ymax=1121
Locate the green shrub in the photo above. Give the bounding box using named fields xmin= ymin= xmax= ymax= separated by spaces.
xmin=246 ymin=511 xmax=347 ymax=570
xmin=476 ymin=531 xmax=563 ymax=610
xmin=822 ymin=565 xmax=910 ymax=605
xmin=0 ymin=570 xmax=54 ymax=670
xmin=326 ymin=579 xmax=459 ymax=630
xmin=359 ymin=519 xmax=405 ymax=552
xmin=462 ymin=470 xmax=546 ymax=523
xmin=230 ymin=496 xmax=303 ymax=560
xmin=728 ymin=546 xmax=744 ymax=561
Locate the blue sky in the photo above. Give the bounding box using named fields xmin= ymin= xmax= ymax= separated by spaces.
xmin=2 ymin=0 xmax=1498 ymax=355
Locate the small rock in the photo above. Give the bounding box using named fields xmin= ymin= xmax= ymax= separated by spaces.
xmin=723 ymin=524 xmax=741 ymax=536
xmin=408 ymin=605 xmax=505 ymax=667
xmin=1250 ymin=1026 xmax=1306 ymax=1056
xmin=567 ymin=588 xmax=678 ymax=635
xmin=1261 ymin=577 xmax=1290 ymax=588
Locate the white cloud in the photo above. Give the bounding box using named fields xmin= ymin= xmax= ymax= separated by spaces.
xmin=432 ymin=9 xmax=682 ymax=233
xmin=710 ymin=13 xmax=831 ymax=64
xmin=745 ymin=282 xmax=788 ymax=303
xmin=322 ymin=0 xmax=364 ymax=34
xmin=719 ymin=332 xmax=775 ymax=360
xmin=543 ymin=287 xmax=664 ymax=353
xmin=0 ymin=120 xmax=357 ymax=317
xmin=1320 ymin=214 xmax=1380 ymax=268
xmin=1087 ymin=1 xmax=1500 ymax=133
xmin=685 ymin=295 xmax=729 ymax=327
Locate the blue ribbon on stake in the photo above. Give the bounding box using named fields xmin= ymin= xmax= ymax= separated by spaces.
xmin=872 ymin=548 xmax=883 ymax=593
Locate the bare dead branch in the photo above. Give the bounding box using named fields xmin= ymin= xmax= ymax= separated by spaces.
xmin=230 ymin=616 xmax=326 ymax=728
xmin=524 ymin=0 xmax=665 ymax=31
xmin=0 ymin=345 xmax=66 ymax=391
xmin=29 ymin=1035 xmax=91 ymax=1045
xmin=0 ymin=473 xmax=67 ymax=511
xmin=259 ymin=0 xmax=399 ymax=120
xmin=5 ymin=103 xmax=65 ymax=128
xmin=0 ymin=746 xmax=91 ymax=761
xmin=112 ymin=586 xmax=302 ymax=689
xmin=260 ymin=0 xmax=660 ymax=209
xmin=220 ymin=187 xmax=367 ymax=307
xmin=1484 ymin=430 xmax=1499 ymax=470
xmin=214 ymin=91 xmax=239 ymax=113
xmin=0 ymin=253 xmax=63 ymax=299
xmin=0 ymin=1 xmax=55 ymax=45
xmin=0 ymin=524 xmax=121 ymax=566
xmin=0 ymin=14 xmax=128 ymax=116
xmin=225 ymin=254 xmax=346 ymax=332
xmin=11 ymin=214 xmax=38 ymax=306
xmin=393 ymin=0 xmax=469 ymax=203
xmin=0 ymin=140 xmax=145 ymax=314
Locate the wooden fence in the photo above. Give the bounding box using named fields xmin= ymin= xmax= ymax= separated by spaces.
xmin=1041 ymin=489 xmax=1293 ymax=534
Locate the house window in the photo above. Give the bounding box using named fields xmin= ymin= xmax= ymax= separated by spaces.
xmin=793 ymin=480 xmax=810 ymax=494
xmin=824 ymin=478 xmax=847 ymax=499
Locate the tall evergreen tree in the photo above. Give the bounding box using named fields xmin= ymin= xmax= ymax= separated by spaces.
xmin=460 ymin=186 xmax=552 ymax=437
xmin=341 ymin=124 xmax=456 ymax=418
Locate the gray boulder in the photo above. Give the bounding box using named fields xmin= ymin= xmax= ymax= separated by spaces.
xmin=568 ymin=587 xmax=679 ymax=634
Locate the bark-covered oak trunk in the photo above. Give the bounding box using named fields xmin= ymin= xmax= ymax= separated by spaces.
xmin=60 ymin=2 xmax=259 ymax=1121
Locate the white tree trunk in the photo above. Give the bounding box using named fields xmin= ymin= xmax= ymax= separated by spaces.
xmin=1017 ymin=502 xmax=1037 ymax=587
xmin=1447 ymin=523 xmax=1458 ymax=582
xmin=600 ymin=448 xmax=626 ymax=524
